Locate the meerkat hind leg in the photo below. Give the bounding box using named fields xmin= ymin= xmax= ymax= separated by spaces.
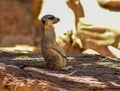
xmin=49 ymin=49 xmax=74 ymax=70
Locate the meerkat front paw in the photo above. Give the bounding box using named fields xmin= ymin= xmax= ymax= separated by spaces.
xmin=61 ymin=66 xmax=74 ymax=71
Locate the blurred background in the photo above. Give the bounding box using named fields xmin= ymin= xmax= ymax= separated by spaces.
xmin=0 ymin=0 xmax=120 ymax=59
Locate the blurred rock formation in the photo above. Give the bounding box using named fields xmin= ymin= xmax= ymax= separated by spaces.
xmin=0 ymin=0 xmax=120 ymax=59
xmin=97 ymin=0 xmax=120 ymax=11
xmin=0 ymin=0 xmax=33 ymax=46
xmin=0 ymin=0 xmax=43 ymax=47
xmin=66 ymin=0 xmax=84 ymax=29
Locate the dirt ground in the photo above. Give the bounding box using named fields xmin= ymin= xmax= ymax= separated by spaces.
xmin=0 ymin=52 xmax=120 ymax=91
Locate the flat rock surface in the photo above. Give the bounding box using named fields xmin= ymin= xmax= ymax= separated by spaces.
xmin=0 ymin=52 xmax=120 ymax=91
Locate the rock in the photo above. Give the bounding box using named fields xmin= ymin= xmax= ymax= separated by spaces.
xmin=97 ymin=0 xmax=120 ymax=11
xmin=0 ymin=52 xmax=120 ymax=90
xmin=0 ymin=0 xmax=35 ymax=46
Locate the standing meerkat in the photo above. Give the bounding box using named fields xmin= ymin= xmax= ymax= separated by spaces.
xmin=41 ymin=14 xmax=72 ymax=70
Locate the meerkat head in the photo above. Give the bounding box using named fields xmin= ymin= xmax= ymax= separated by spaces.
xmin=41 ymin=14 xmax=60 ymax=25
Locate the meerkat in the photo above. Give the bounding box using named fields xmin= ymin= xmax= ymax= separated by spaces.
xmin=41 ymin=14 xmax=72 ymax=70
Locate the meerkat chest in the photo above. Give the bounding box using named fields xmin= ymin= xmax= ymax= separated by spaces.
xmin=41 ymin=30 xmax=56 ymax=47
xmin=46 ymin=30 xmax=55 ymax=40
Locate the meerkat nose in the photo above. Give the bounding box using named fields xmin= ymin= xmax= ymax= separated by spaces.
xmin=56 ymin=18 xmax=60 ymax=22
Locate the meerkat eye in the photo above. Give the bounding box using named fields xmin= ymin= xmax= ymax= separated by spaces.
xmin=48 ymin=16 xmax=55 ymax=20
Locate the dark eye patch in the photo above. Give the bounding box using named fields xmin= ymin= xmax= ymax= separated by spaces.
xmin=48 ymin=16 xmax=55 ymax=20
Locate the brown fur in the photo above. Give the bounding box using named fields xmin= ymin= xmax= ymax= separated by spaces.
xmin=41 ymin=15 xmax=67 ymax=70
